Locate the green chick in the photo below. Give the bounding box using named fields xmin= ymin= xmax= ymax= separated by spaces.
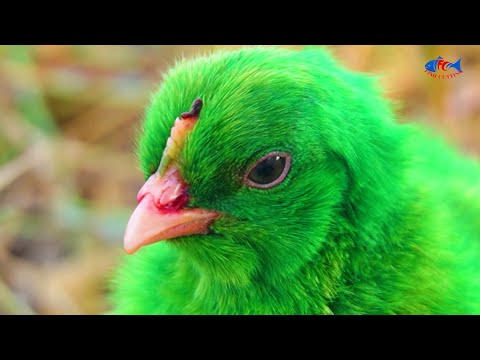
xmin=110 ymin=47 xmax=480 ymax=314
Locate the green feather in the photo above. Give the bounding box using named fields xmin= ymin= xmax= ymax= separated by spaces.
xmin=110 ymin=47 xmax=480 ymax=314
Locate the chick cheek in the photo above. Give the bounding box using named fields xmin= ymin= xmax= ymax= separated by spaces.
xmin=123 ymin=167 xmax=220 ymax=254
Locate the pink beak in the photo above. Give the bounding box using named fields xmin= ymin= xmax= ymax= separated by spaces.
xmin=123 ymin=165 xmax=220 ymax=254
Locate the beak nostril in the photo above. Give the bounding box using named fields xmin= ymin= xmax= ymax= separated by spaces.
xmin=137 ymin=165 xmax=190 ymax=211
xmin=163 ymin=192 xmax=190 ymax=211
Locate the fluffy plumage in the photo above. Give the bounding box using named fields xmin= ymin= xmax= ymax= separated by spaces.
xmin=110 ymin=47 xmax=480 ymax=314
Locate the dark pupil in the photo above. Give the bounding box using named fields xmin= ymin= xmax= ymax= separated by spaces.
xmin=248 ymin=156 xmax=286 ymax=185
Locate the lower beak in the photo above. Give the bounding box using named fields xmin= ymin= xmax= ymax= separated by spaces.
xmin=123 ymin=167 xmax=220 ymax=254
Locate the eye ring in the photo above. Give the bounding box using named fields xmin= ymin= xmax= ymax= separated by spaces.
xmin=243 ymin=151 xmax=291 ymax=189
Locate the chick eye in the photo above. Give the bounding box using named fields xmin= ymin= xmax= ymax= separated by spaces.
xmin=244 ymin=151 xmax=291 ymax=189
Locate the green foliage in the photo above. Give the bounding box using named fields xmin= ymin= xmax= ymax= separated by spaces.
xmin=5 ymin=46 xmax=58 ymax=135
xmin=111 ymin=47 xmax=480 ymax=314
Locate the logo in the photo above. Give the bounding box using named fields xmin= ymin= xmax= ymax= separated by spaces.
xmin=424 ymin=56 xmax=462 ymax=79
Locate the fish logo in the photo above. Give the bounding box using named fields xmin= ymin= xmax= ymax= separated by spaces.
xmin=424 ymin=56 xmax=463 ymax=79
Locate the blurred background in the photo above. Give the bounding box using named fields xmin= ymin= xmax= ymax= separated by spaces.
xmin=0 ymin=45 xmax=479 ymax=314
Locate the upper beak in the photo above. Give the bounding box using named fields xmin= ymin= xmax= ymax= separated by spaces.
xmin=123 ymin=165 xmax=220 ymax=254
